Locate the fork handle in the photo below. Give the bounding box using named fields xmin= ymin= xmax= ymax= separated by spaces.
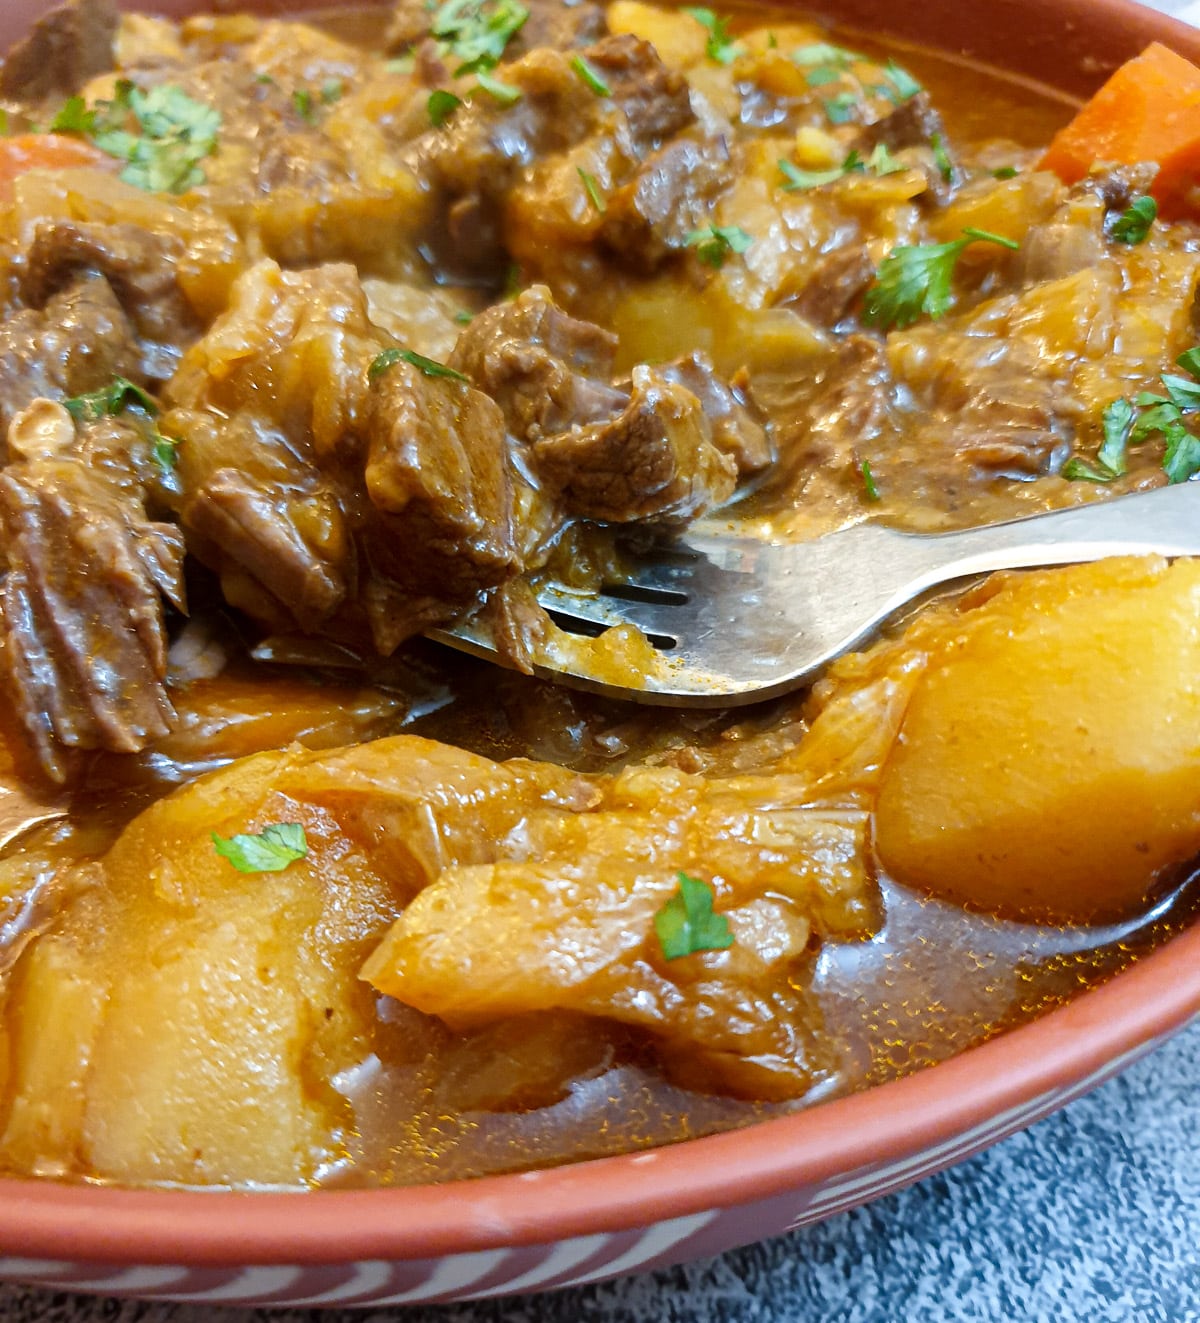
xmin=886 ymin=481 xmax=1200 ymax=590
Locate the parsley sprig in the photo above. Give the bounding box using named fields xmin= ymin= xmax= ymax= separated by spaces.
xmin=683 ymin=7 xmax=742 ymax=65
xmin=1065 ymin=349 xmax=1200 ymax=486
xmin=1109 ymin=195 xmax=1157 ymax=245
xmin=577 ymin=167 xmax=606 ymax=213
xmin=62 ymin=376 xmax=179 ymax=475
xmin=863 ymin=227 xmax=1019 ymax=330
xmin=430 ymin=0 xmax=529 ymax=76
xmin=654 ymin=871 xmax=734 ymax=960
xmin=778 ymin=143 xmax=903 ymax=192
xmin=686 ymin=224 xmax=753 ymax=269
xmin=53 ymin=81 xmax=220 ymax=194
xmin=369 ymin=347 xmax=469 ymax=383
xmin=212 ymin=822 xmax=308 ymax=874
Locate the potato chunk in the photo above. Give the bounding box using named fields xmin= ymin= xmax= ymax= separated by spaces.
xmin=875 ymin=557 xmax=1200 ymax=922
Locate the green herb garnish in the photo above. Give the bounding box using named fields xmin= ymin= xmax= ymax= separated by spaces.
xmin=1109 ymin=194 xmax=1157 ymax=245
xmin=570 ymin=55 xmax=610 ymax=96
xmin=321 ymin=79 xmax=344 ymax=104
xmin=682 ymin=7 xmax=742 ymax=65
xmin=1164 ymin=422 xmax=1200 ymax=484
xmin=212 ymin=822 xmax=308 ymax=874
xmin=292 ymin=88 xmax=316 ymax=122
xmin=992 ymin=165 xmax=1019 ymax=180
xmin=686 ymin=223 xmax=753 ymax=269
xmin=428 ymin=88 xmax=464 ymax=126
xmin=85 ymin=81 xmax=220 ymax=193
xmin=474 ymin=69 xmax=522 ymax=104
xmin=577 ymin=166 xmax=606 ymax=214
xmin=63 ymin=376 xmax=158 ymax=423
xmin=866 ymin=142 xmax=904 ymax=175
xmin=930 ymin=131 xmax=954 ymax=183
xmin=864 ymin=227 xmax=1020 ymax=330
xmin=430 ymin=0 xmax=528 ymax=75
xmin=152 ymin=434 xmax=179 ymax=475
xmin=881 ymin=58 xmax=921 ymax=101
xmin=860 ymin=459 xmax=881 ymax=501
xmin=50 ymin=95 xmax=94 ymax=134
xmin=790 ymin=42 xmax=862 ymax=68
xmin=369 ymin=347 xmax=469 ymax=383
xmin=804 ymin=65 xmax=841 ymax=87
xmin=653 ymin=871 xmax=734 ymax=960
xmin=778 ymin=149 xmax=863 ymax=191
xmin=1097 ymin=396 xmax=1134 ymax=476
xmin=823 ymin=91 xmax=859 ymax=124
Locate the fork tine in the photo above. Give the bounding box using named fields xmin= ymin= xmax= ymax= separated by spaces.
xmin=536 ymin=584 xmax=682 ymax=644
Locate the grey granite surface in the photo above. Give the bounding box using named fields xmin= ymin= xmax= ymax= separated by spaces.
xmin=8 ymin=0 xmax=1200 ymax=1319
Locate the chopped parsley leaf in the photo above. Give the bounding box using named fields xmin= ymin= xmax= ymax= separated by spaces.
xmin=321 ymin=78 xmax=345 ymax=104
xmin=453 ymin=309 xmax=474 ymax=324
xmin=151 ymin=434 xmax=179 ymax=475
xmin=790 ymin=42 xmax=862 ymax=68
xmin=930 ymin=131 xmax=954 ymax=183
xmin=50 ymin=95 xmax=94 ymax=134
xmin=1177 ymin=347 xmax=1200 ymax=378
xmin=1163 ymin=422 xmax=1200 ymax=484
xmin=1109 ymin=194 xmax=1157 ymax=245
xmin=577 ymin=166 xmax=606 ymax=213
xmin=1097 ymin=396 xmax=1134 ymax=476
xmin=428 ymin=88 xmax=464 ymax=126
xmin=212 ymin=822 xmax=308 ymax=874
xmin=1161 ymin=372 xmax=1200 ymax=411
xmin=864 ymin=227 xmax=1019 ymax=330
xmin=804 ymin=65 xmax=842 ymax=87
xmin=823 ymin=91 xmax=859 ymax=125
xmin=778 ymin=149 xmax=863 ymax=191
xmin=86 ymin=81 xmax=220 ymax=194
xmin=686 ymin=223 xmax=753 ymax=269
xmin=866 ymin=142 xmax=904 ymax=175
xmin=653 ymin=871 xmax=734 ymax=960
xmin=882 ymin=58 xmax=922 ymax=101
xmin=682 ymin=7 xmax=742 ymax=65
xmin=431 ymin=0 xmax=529 ymax=76
xmin=369 ymin=347 xmax=469 ymax=383
xmin=475 ymin=69 xmax=522 ymax=104
xmin=570 ymin=55 xmax=610 ymax=96
xmin=992 ymin=165 xmax=1019 ymax=179
xmin=63 ymin=376 xmax=158 ymax=423
xmin=860 ymin=459 xmax=881 ymax=501
xmin=292 ymin=88 xmax=316 ymax=122
xmin=1062 ymin=456 xmax=1117 ymax=483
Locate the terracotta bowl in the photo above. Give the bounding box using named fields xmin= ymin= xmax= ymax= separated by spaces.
xmin=2 ymin=0 xmax=1200 ymax=1308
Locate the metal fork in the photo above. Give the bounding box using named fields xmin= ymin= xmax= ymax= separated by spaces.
xmin=432 ymin=481 xmax=1200 ymax=706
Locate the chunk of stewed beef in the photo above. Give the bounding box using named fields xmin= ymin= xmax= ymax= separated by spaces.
xmin=0 ymin=278 xmax=143 ymax=453
xmin=532 ymin=366 xmax=737 ymax=523
xmin=449 ymin=285 xmax=623 ymax=440
xmin=20 ymin=222 xmax=200 ymax=382
xmin=386 ymin=0 xmax=608 ymax=62
xmin=0 ymin=0 xmax=117 ymax=104
xmin=0 ymin=418 xmax=185 ymax=782
xmin=599 ymin=137 xmax=734 ymax=273
xmin=364 ymin=358 xmax=521 ymax=606
xmin=653 ymin=353 xmax=773 ymax=476
xmin=416 ymin=34 xmax=694 ymax=274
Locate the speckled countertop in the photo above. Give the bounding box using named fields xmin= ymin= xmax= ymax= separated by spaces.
xmin=9 ymin=1 xmax=1200 ymax=1319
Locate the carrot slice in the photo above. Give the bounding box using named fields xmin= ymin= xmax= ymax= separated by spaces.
xmin=0 ymin=133 xmax=114 ymax=202
xmin=1040 ymin=42 xmax=1200 ymax=219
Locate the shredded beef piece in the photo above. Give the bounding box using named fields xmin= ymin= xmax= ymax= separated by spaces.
xmin=182 ymin=470 xmax=349 ymax=633
xmin=0 ymin=0 xmax=117 ymax=104
xmin=856 ymin=91 xmax=957 ymax=200
xmin=532 ymin=366 xmax=737 ymax=523
xmin=654 ymin=354 xmax=773 ymax=476
xmin=364 ymin=359 xmax=520 ymax=606
xmin=599 ymin=137 xmax=733 ymax=273
xmin=0 ymin=278 xmax=143 ymax=453
xmin=788 ymin=244 xmax=877 ymax=329
xmin=0 ymin=421 xmax=185 ymax=782
xmin=450 ymin=285 xmax=622 ymax=440
xmin=20 ymin=223 xmax=200 ymax=383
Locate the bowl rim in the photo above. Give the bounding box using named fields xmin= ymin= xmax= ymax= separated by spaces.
xmin=3 ymin=0 xmax=1200 ymax=1271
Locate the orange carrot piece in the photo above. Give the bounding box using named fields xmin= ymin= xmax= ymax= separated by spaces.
xmin=1040 ymin=42 xmax=1200 ymax=219
xmin=0 ymin=133 xmax=113 ymax=202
